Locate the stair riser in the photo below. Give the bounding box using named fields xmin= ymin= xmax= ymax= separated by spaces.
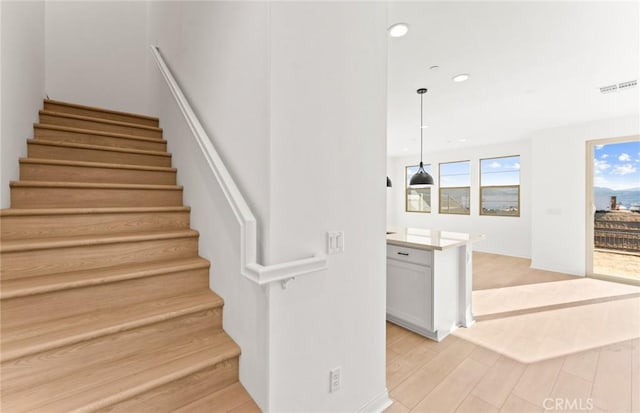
xmin=44 ymin=102 xmax=159 ymax=127
xmin=39 ymin=113 xmax=162 ymax=140
xmin=35 ymin=128 xmax=166 ymax=152
xmin=20 ymin=163 xmax=177 ymax=185
xmin=28 ymin=142 xmax=172 ymax=167
xmin=99 ymin=358 xmax=239 ymax=413
xmin=11 ymin=186 xmax=183 ymax=208
xmin=1 ymin=236 xmax=198 ymax=280
xmin=2 ymin=269 xmax=210 ymax=329
xmin=1 ymin=311 xmax=223 ymax=397
xmin=1 ymin=211 xmax=190 ymax=240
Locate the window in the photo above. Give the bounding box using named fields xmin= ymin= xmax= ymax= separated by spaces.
xmin=439 ymin=161 xmax=471 ymax=215
xmin=405 ymin=164 xmax=432 ymax=213
xmin=480 ymin=155 xmax=520 ymax=217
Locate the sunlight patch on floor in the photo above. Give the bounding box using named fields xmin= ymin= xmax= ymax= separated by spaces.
xmin=454 ymin=296 xmax=640 ymax=363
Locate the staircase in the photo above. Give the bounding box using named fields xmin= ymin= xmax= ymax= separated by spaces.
xmin=0 ymin=99 xmax=259 ymax=412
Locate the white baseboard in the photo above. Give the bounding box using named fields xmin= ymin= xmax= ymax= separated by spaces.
xmin=357 ymin=389 xmax=393 ymax=413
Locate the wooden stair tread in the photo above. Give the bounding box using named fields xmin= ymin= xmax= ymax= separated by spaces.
xmin=1 ymin=229 xmax=198 ymax=252
xmin=0 ymin=206 xmax=190 ymax=217
xmin=174 ymin=382 xmax=258 ymax=413
xmin=1 ymin=290 xmax=223 ymax=361
xmin=19 ymin=157 xmax=176 ymax=172
xmin=0 ymin=257 xmax=210 ymax=299
xmin=3 ymin=328 xmax=239 ymax=412
xmin=44 ymin=99 xmax=159 ymax=123
xmin=34 ymin=123 xmax=165 ymax=143
xmin=10 ymin=180 xmax=182 ymax=190
xmin=2 ymin=311 xmax=223 ymax=392
xmin=39 ymin=110 xmax=163 ymax=133
xmin=27 ymin=139 xmax=171 ymax=157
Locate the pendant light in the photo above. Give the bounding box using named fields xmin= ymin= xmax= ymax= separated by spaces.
xmin=409 ymin=88 xmax=434 ymax=186
xmin=387 ymin=176 xmax=392 ymax=187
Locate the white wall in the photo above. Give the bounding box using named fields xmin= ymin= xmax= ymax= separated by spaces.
xmin=147 ymin=1 xmax=271 ymax=407
xmin=266 ymin=3 xmax=388 ymax=412
xmin=530 ymin=115 xmax=640 ymax=275
xmin=45 ymin=1 xmax=150 ymax=115
xmin=0 ymin=1 xmax=45 ymax=208
xmin=149 ymin=2 xmax=389 ymax=411
xmin=387 ymin=140 xmax=532 ymax=258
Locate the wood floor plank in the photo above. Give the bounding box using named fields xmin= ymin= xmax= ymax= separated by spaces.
xmin=511 ymin=357 xmax=564 ymax=408
xmin=471 ymin=355 xmax=526 ymax=408
xmin=498 ymin=394 xmax=543 ymax=413
xmin=390 ymin=338 xmax=476 ymax=408
xmin=548 ymin=371 xmax=593 ymax=413
xmin=591 ymin=340 xmax=633 ymax=413
xmin=411 ymin=358 xmax=489 ymax=413
xmin=454 ymin=395 xmax=498 ymax=413
xmin=469 ymin=345 xmax=501 ymax=367
xmin=561 ymin=348 xmax=600 ymax=382
xmin=632 ymin=339 xmax=640 ymax=413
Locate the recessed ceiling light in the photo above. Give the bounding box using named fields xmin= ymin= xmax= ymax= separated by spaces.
xmin=421 ymin=125 xmax=429 ymax=129
xmin=388 ymin=23 xmax=409 ymax=38
xmin=452 ymin=74 xmax=470 ymax=83
xmin=458 ymin=138 xmax=467 ymax=143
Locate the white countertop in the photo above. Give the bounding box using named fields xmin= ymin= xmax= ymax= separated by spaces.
xmin=386 ymin=226 xmax=485 ymax=251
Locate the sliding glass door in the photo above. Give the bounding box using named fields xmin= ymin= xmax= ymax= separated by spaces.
xmin=586 ymin=137 xmax=640 ymax=285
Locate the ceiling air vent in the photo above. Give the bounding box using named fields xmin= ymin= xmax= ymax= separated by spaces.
xmin=600 ymin=84 xmax=618 ymax=94
xmin=600 ymin=80 xmax=637 ymax=94
xmin=618 ymin=80 xmax=637 ymax=90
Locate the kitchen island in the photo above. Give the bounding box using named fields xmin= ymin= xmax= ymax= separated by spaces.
xmin=386 ymin=227 xmax=484 ymax=341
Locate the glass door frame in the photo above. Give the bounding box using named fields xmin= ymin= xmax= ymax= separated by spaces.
xmin=585 ymin=135 xmax=640 ymax=286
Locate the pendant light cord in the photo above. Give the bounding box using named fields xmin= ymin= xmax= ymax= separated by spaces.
xmin=420 ymin=92 xmax=424 ymax=165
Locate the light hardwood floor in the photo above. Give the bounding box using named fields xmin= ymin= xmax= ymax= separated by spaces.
xmin=386 ymin=253 xmax=640 ymax=413
xmin=473 ymin=252 xmax=575 ymax=290
xmin=386 ymin=321 xmax=639 ymax=413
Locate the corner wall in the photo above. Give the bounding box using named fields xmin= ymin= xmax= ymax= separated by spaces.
xmin=0 ymin=1 xmax=45 ymax=208
xmin=266 ymin=3 xmax=388 ymax=411
xmin=387 ymin=140 xmax=532 ymax=258
xmin=44 ymin=1 xmax=150 ymax=115
xmin=530 ymin=115 xmax=640 ymax=275
xmin=149 ymin=2 xmax=389 ymax=411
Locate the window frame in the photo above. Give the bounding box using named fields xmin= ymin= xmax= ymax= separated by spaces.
xmin=405 ymin=165 xmax=432 ymax=213
xmin=479 ymin=155 xmax=521 ymax=217
xmin=438 ymin=161 xmax=471 ymax=215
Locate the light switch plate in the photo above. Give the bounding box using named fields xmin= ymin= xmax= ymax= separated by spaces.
xmin=327 ymin=231 xmax=344 ymax=255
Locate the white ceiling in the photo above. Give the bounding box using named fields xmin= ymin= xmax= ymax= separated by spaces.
xmin=387 ymin=1 xmax=640 ymax=157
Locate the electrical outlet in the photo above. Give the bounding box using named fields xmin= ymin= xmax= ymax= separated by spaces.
xmin=329 ymin=367 xmax=341 ymax=393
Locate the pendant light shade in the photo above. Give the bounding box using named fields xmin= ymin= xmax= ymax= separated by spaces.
xmin=409 ymin=88 xmax=434 ymax=187
xmin=387 ymin=176 xmax=393 ymax=187
xmin=409 ymin=162 xmax=434 ymax=186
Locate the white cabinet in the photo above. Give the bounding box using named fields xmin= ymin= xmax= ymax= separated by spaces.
xmin=386 ymin=257 xmax=433 ymax=332
xmin=386 ymin=245 xmax=434 ymax=337
xmin=386 ymin=243 xmax=466 ymax=341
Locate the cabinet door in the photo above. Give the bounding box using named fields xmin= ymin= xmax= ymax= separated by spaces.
xmin=387 ymin=259 xmax=433 ymax=332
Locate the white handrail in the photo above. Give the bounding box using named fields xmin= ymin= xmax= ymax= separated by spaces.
xmin=150 ymin=45 xmax=327 ymax=287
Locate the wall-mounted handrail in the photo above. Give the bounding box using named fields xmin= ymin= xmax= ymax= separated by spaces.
xmin=150 ymin=45 xmax=327 ymax=287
